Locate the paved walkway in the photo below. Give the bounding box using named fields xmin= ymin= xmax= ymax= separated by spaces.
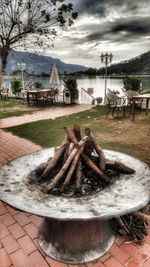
xmin=0 ymin=105 xmax=150 ymax=267
xmin=0 ymin=104 xmax=92 ymax=128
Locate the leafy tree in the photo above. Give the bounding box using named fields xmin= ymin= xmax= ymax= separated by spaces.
xmin=122 ymin=75 xmax=143 ymax=93
xmin=34 ymin=81 xmax=43 ymax=89
xmin=11 ymin=79 xmax=22 ymax=95
xmin=0 ymin=0 xmax=78 ymax=72
xmin=64 ymin=76 xmax=78 ymax=103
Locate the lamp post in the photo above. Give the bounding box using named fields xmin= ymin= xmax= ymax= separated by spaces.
xmin=100 ymin=52 xmax=113 ymax=105
xmin=17 ymin=61 xmax=26 ymax=90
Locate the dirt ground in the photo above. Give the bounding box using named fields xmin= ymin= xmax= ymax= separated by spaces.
xmin=95 ymin=115 xmax=150 ymax=167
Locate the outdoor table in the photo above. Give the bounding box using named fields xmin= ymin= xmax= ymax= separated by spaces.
xmin=27 ymin=89 xmax=52 ymax=106
xmin=131 ymin=93 xmax=150 ymax=121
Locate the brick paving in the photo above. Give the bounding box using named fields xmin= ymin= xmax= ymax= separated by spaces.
xmin=0 ymin=104 xmax=92 ymax=128
xmin=0 ymin=106 xmax=150 ymax=266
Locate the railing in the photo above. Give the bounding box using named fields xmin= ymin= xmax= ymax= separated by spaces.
xmin=81 ymin=87 xmax=101 ymax=105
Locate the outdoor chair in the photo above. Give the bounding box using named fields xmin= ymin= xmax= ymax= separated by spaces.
xmin=36 ymin=91 xmax=49 ymax=107
xmin=47 ymin=89 xmax=57 ymax=105
xmin=0 ymin=88 xmax=9 ymax=100
xmin=21 ymin=89 xmax=28 ymax=103
xmin=106 ymin=89 xmax=126 ymax=118
xmin=125 ymin=90 xmax=143 ymax=114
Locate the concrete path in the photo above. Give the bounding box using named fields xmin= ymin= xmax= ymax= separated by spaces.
xmin=0 ymin=104 xmax=92 ymax=128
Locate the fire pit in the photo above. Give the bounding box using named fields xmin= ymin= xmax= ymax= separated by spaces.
xmin=0 ymin=145 xmax=150 ymax=264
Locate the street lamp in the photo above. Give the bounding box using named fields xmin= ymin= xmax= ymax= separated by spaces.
xmin=100 ymin=52 xmax=113 ymax=105
xmin=17 ymin=61 xmax=26 ymax=90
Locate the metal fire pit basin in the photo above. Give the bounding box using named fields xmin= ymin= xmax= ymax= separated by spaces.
xmin=0 ymin=149 xmax=150 ymax=264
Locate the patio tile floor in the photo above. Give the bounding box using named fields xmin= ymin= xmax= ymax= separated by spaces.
xmin=0 ymin=105 xmax=150 ymax=267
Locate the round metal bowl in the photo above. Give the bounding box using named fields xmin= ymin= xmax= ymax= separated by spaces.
xmin=0 ymin=149 xmax=149 ymax=263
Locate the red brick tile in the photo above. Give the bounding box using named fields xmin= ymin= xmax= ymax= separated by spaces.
xmin=18 ymin=235 xmax=37 ymax=255
xmin=46 ymin=256 xmax=68 ymax=267
xmin=120 ymin=242 xmax=148 ymax=265
xmin=86 ymin=258 xmax=104 ymax=267
xmin=143 ymin=258 xmax=150 ymax=267
xmin=0 ymin=202 xmax=8 ymax=215
xmin=0 ymin=241 xmax=2 ymax=248
xmin=29 ymin=251 xmax=49 ymax=267
xmin=104 ymin=257 xmax=123 ymax=267
xmin=140 ymin=242 xmax=150 ymax=256
xmin=23 ymin=212 xmax=32 ymax=217
xmin=6 ymin=206 xmax=20 ymax=216
xmin=29 ymin=215 xmax=42 ymax=227
xmin=10 ymin=249 xmax=33 ymax=267
xmin=8 ymin=223 xmax=25 ymax=239
xmin=0 ymin=223 xmax=10 ymax=239
xmin=14 ymin=213 xmax=31 ymax=227
xmin=0 ymin=248 xmax=11 ymax=267
xmin=1 ymin=235 xmax=19 ymax=254
xmin=0 ymin=213 xmax=16 ymax=227
xmin=23 ymin=223 xmax=37 ymax=239
xmin=115 ymin=237 xmax=126 ymax=246
xmin=124 ymin=258 xmax=139 ymax=267
xmin=100 ymin=252 xmax=111 ymax=263
xmin=109 ymin=243 xmax=130 ymax=263
xmin=144 ymin=235 xmax=150 ymax=244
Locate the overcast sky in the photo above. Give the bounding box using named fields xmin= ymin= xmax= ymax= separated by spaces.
xmin=47 ymin=0 xmax=150 ymax=68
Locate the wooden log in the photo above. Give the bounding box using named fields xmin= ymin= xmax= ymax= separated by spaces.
xmin=63 ymin=140 xmax=74 ymax=163
xmin=61 ymin=143 xmax=85 ymax=191
xmin=81 ymin=153 xmax=109 ymax=183
xmin=75 ymin=159 xmax=82 ymax=191
xmin=74 ymin=124 xmax=93 ymax=156
xmin=105 ymin=160 xmax=135 ymax=174
xmin=73 ymin=124 xmax=82 ymax=141
xmin=85 ymin=128 xmax=106 ymax=171
xmin=35 ymin=162 xmax=49 ymax=176
xmin=64 ymin=126 xmax=79 ymax=147
xmin=64 ymin=126 xmax=109 ymax=183
xmin=45 ymin=137 xmax=88 ymax=192
xmin=41 ymin=144 xmax=66 ymax=178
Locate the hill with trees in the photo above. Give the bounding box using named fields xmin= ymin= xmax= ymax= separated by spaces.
xmin=84 ymin=51 xmax=150 ymax=76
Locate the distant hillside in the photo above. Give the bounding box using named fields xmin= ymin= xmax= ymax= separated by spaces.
xmin=0 ymin=49 xmax=87 ymax=75
xmin=107 ymin=51 xmax=150 ymax=75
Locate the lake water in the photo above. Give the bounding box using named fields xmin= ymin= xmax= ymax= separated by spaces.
xmin=39 ymin=75 xmax=150 ymax=103
xmin=3 ymin=75 xmax=150 ymax=103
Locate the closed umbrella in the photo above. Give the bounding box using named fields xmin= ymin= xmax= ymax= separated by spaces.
xmin=49 ymin=64 xmax=61 ymax=89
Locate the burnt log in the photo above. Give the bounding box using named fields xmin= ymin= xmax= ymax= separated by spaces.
xmin=85 ymin=128 xmax=106 ymax=171
xmin=45 ymin=137 xmax=88 ymax=192
xmin=64 ymin=126 xmax=109 ymax=183
xmin=41 ymin=144 xmax=66 ymax=178
xmin=105 ymin=160 xmax=135 ymax=174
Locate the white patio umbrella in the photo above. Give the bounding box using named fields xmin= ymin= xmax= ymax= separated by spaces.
xmin=49 ymin=64 xmax=61 ymax=90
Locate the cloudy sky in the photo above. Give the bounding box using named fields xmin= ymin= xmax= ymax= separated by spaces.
xmin=45 ymin=0 xmax=150 ymax=68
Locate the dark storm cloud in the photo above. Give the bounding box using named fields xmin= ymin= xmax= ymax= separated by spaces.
xmin=111 ymin=17 xmax=150 ymax=35
xmin=74 ymin=0 xmax=149 ymax=16
xmin=68 ymin=15 xmax=150 ymax=46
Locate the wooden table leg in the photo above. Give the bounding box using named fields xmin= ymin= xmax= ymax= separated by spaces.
xmin=146 ymin=99 xmax=149 ymax=115
xmin=131 ymin=99 xmax=136 ymax=121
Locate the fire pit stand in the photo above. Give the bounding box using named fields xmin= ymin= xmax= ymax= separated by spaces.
xmin=0 ymin=149 xmax=150 ymax=264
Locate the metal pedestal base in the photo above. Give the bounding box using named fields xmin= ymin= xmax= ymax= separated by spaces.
xmin=38 ymin=218 xmax=115 ymax=264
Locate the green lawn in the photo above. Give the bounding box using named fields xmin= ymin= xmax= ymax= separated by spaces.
xmin=6 ymin=106 xmax=150 ymax=167
xmin=0 ymin=98 xmax=37 ymax=119
xmin=7 ymin=106 xmax=108 ymax=147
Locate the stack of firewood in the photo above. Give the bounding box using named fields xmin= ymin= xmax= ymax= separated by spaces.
xmin=34 ymin=124 xmax=149 ymax=242
xmin=35 ymin=124 xmax=134 ymax=194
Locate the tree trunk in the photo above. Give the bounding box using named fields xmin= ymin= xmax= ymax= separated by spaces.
xmin=1 ymin=45 xmax=10 ymax=73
